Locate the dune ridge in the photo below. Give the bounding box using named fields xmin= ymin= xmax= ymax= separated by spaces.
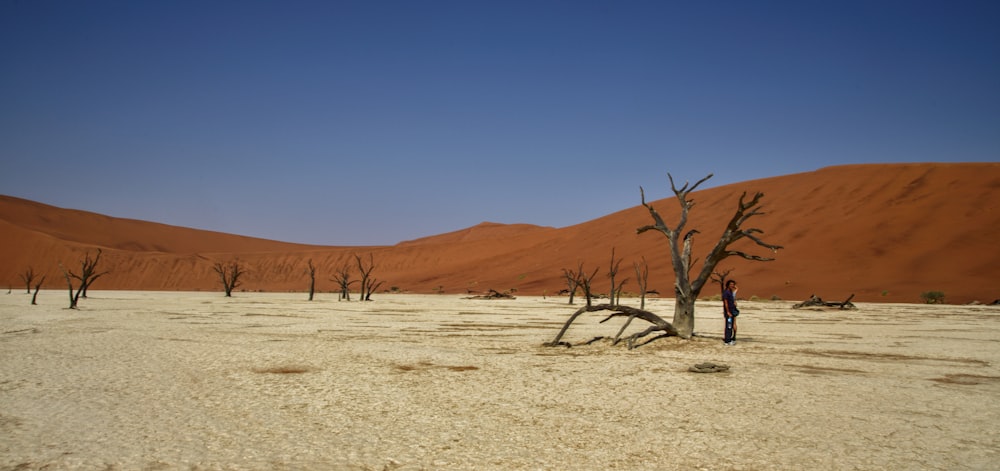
xmin=2 ymin=163 xmax=998 ymax=303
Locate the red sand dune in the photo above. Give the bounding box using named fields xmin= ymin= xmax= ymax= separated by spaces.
xmin=2 ymin=163 xmax=998 ymax=304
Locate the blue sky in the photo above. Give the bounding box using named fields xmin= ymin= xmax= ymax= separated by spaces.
xmin=2 ymin=1 xmax=997 ymax=245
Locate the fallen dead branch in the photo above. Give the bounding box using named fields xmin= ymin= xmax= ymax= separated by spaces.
xmin=544 ymin=303 xmax=679 ymax=349
xmin=464 ymin=289 xmax=516 ymax=300
xmin=793 ymin=294 xmax=857 ymax=310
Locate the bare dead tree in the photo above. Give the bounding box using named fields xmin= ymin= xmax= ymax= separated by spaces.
xmin=637 ymin=174 xmax=782 ymax=338
xmin=59 ymin=250 xmax=109 ymax=309
xmin=331 ymin=261 xmax=354 ymax=301
xmin=607 ymin=247 xmax=628 ymax=305
xmin=306 ymin=259 xmax=316 ymax=301
xmin=60 ymin=266 xmax=74 ymax=308
xmin=545 ymin=173 xmax=780 ymax=349
xmin=31 ymin=275 xmax=46 ymax=305
xmin=577 ymin=264 xmax=600 ymax=307
xmin=561 ymin=265 xmax=582 ymax=305
xmin=615 ymin=280 xmax=629 ymax=304
xmin=633 ymin=257 xmax=650 ymax=310
xmin=19 ymin=266 xmax=37 ymax=294
xmin=355 ymin=253 xmax=377 ymax=302
xmin=363 ymin=277 xmax=385 ymax=301
xmin=212 ymin=260 xmax=245 ymax=297
xmin=710 ymin=268 xmax=735 ymax=298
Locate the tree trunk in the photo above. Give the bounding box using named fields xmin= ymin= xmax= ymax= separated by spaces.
xmin=672 ymin=295 xmax=696 ymax=338
xmin=307 ymin=259 xmax=316 ymax=301
xmin=61 ymin=267 xmax=77 ymax=309
xmin=30 ymin=276 xmax=45 ymax=305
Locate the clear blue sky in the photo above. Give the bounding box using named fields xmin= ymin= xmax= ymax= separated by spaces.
xmin=2 ymin=1 xmax=997 ymax=245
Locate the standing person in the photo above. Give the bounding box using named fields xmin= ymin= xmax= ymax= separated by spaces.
xmin=723 ymin=279 xmax=739 ymax=345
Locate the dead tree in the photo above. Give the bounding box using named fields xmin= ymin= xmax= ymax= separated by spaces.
xmin=331 ymin=261 xmax=354 ymax=301
xmin=577 ymin=264 xmax=600 ymax=307
xmin=60 ymin=267 xmax=74 ymax=308
xmin=607 ymin=247 xmax=628 ymax=305
xmin=306 ymin=259 xmax=316 ymax=301
xmin=710 ymin=268 xmax=735 ymax=297
xmin=212 ymin=260 xmax=245 ymax=297
xmin=633 ymin=257 xmax=649 ymax=310
xmin=31 ymin=275 xmax=46 ymax=305
xmin=561 ymin=265 xmax=583 ymax=305
xmin=19 ymin=267 xmax=37 ymax=294
xmin=355 ymin=253 xmax=377 ymax=301
xmin=59 ymin=250 xmax=109 ymax=309
xmin=363 ymin=277 xmax=384 ymax=301
xmin=637 ymin=174 xmax=781 ymax=338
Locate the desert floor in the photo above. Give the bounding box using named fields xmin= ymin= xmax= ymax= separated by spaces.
xmin=1 ymin=291 xmax=998 ymax=470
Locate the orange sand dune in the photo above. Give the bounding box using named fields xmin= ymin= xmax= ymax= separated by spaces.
xmin=2 ymin=163 xmax=998 ymax=303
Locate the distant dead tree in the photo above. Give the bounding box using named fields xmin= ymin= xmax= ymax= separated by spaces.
xmin=363 ymin=277 xmax=385 ymax=301
xmin=19 ymin=266 xmax=37 ymax=294
xmin=576 ymin=264 xmax=600 ymax=307
xmin=331 ymin=261 xmax=355 ymax=301
xmin=306 ymin=259 xmax=316 ymax=301
xmin=710 ymin=268 xmax=735 ymax=298
xmin=355 ymin=253 xmax=378 ymax=301
xmin=561 ymin=265 xmax=583 ymax=305
xmin=546 ymin=173 xmax=780 ymax=348
xmin=633 ymin=257 xmax=650 ymax=310
xmin=637 ymin=174 xmax=781 ymax=338
xmin=59 ymin=250 xmax=109 ymax=309
xmin=607 ymin=247 xmax=628 ymax=305
xmin=212 ymin=260 xmax=245 ymax=297
xmin=31 ymin=275 xmax=46 ymax=305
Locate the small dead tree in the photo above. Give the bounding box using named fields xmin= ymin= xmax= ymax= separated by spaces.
xmin=19 ymin=267 xmax=37 ymax=294
xmin=637 ymin=174 xmax=782 ymax=338
xmin=306 ymin=259 xmax=317 ymax=301
xmin=577 ymin=264 xmax=600 ymax=307
xmin=355 ymin=253 xmax=377 ymax=301
xmin=363 ymin=277 xmax=384 ymax=301
xmin=633 ymin=257 xmax=650 ymax=310
xmin=212 ymin=260 xmax=245 ymax=297
xmin=561 ymin=265 xmax=583 ymax=305
xmin=31 ymin=275 xmax=46 ymax=305
xmin=59 ymin=250 xmax=109 ymax=309
xmin=331 ymin=261 xmax=354 ymax=301
xmin=710 ymin=268 xmax=735 ymax=298
xmin=607 ymin=247 xmax=628 ymax=305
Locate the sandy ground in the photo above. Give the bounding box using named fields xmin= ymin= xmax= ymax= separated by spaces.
xmin=1 ymin=291 xmax=998 ymax=470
